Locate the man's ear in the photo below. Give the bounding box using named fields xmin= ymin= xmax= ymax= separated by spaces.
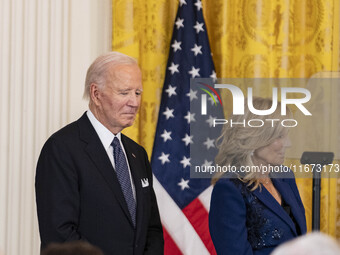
xmin=90 ymin=83 xmax=100 ymax=105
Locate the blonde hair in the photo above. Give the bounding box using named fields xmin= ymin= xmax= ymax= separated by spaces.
xmin=212 ymin=97 xmax=291 ymax=189
xmin=83 ymin=51 xmax=137 ymax=100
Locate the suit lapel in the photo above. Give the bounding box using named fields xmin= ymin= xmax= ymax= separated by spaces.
xmin=77 ymin=114 xmax=133 ymax=226
xmin=121 ymin=135 xmax=144 ymax=234
xmin=273 ymin=178 xmax=305 ymax=235
xmin=252 ymin=181 xmax=297 ymax=235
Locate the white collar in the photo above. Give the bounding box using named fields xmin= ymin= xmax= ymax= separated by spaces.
xmin=86 ymin=110 xmax=122 ymax=150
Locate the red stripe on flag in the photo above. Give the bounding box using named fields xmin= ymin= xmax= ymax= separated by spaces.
xmin=182 ymin=198 xmax=217 ymax=255
xmin=163 ymin=226 xmax=183 ymax=255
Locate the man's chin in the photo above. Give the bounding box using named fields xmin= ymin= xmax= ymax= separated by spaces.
xmin=122 ymin=120 xmax=135 ymax=128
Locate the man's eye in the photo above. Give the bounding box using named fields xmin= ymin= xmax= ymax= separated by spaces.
xmin=120 ymin=92 xmax=128 ymax=95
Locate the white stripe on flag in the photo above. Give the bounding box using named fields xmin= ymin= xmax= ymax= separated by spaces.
xmin=198 ymin=185 xmax=213 ymax=212
xmin=153 ymin=175 xmax=210 ymax=255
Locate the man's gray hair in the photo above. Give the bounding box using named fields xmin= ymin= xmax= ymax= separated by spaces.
xmin=271 ymin=232 xmax=340 ymax=255
xmin=83 ymin=51 xmax=137 ymax=100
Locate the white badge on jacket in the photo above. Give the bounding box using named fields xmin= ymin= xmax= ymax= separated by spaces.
xmin=141 ymin=178 xmax=149 ymax=188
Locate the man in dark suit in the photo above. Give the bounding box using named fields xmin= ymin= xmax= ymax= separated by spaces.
xmin=35 ymin=52 xmax=164 ymax=255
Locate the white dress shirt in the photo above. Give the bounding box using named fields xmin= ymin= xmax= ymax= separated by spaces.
xmin=86 ymin=110 xmax=136 ymax=200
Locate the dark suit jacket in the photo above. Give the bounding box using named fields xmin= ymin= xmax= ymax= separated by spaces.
xmin=35 ymin=113 xmax=164 ymax=255
xmin=209 ymin=176 xmax=307 ymax=255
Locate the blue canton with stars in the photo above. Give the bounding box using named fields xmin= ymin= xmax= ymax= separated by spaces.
xmin=151 ymin=0 xmax=219 ymax=209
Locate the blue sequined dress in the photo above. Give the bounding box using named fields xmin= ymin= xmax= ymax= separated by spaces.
xmin=209 ymin=177 xmax=306 ymax=255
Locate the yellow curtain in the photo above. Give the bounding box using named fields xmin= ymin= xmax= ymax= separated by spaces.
xmin=112 ymin=0 xmax=340 ymax=239
xmin=112 ymin=0 xmax=178 ymax=156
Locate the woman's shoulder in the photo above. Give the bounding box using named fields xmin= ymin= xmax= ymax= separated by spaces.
xmin=210 ymin=175 xmax=250 ymax=213
xmin=214 ymin=175 xmax=251 ymax=196
xmin=214 ymin=173 xmax=242 ymax=185
xmin=270 ymin=167 xmax=296 ymax=179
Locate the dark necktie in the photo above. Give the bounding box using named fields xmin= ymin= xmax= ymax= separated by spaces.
xmin=111 ymin=137 xmax=136 ymax=227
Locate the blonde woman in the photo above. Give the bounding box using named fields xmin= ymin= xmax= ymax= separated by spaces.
xmin=209 ymin=97 xmax=306 ymax=255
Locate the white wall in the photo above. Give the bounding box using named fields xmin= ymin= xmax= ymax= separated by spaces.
xmin=0 ymin=0 xmax=112 ymax=254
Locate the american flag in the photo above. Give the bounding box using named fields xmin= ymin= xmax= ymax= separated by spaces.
xmin=151 ymin=0 xmax=220 ymax=254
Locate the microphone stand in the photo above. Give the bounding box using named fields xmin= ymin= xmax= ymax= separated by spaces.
xmin=300 ymin=151 xmax=334 ymax=231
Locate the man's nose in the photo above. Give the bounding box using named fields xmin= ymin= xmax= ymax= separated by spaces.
xmin=128 ymin=94 xmax=140 ymax=107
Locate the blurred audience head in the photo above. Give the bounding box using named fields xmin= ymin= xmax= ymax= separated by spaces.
xmin=271 ymin=232 xmax=340 ymax=255
xmin=42 ymin=241 xmax=103 ymax=255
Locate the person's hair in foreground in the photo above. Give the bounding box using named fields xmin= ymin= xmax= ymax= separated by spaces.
xmin=212 ymin=97 xmax=291 ymax=188
xmin=271 ymin=232 xmax=340 ymax=255
xmin=41 ymin=241 xmax=104 ymax=255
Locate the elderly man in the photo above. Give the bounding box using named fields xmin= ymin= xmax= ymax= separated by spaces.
xmin=35 ymin=52 xmax=164 ymax=255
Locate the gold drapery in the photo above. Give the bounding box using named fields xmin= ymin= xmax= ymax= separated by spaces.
xmin=112 ymin=0 xmax=178 ymax=155
xmin=112 ymin=0 xmax=340 ymax=239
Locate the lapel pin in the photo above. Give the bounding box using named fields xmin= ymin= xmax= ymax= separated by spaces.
xmin=141 ymin=178 xmax=149 ymax=188
xmin=132 ymin=153 xmax=136 ymax=158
